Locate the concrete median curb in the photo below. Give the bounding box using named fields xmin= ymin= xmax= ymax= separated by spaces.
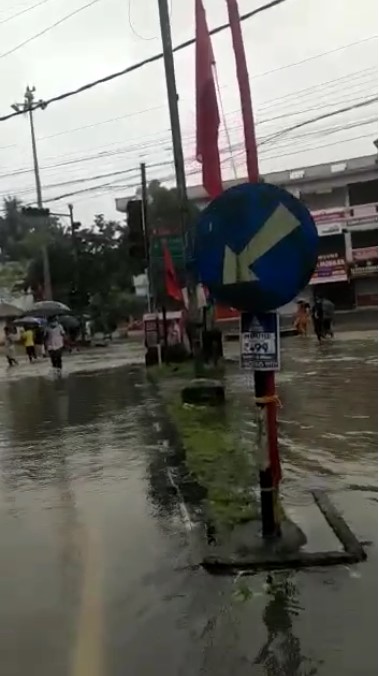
xmin=202 ymin=490 xmax=367 ymax=574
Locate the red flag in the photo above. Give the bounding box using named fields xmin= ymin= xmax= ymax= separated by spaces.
xmin=195 ymin=0 xmax=223 ymax=198
xmin=225 ymin=0 xmax=259 ymax=183
xmin=163 ymin=241 xmax=182 ymax=302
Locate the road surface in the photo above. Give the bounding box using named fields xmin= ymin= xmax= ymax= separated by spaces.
xmin=0 ymin=334 xmax=377 ymax=675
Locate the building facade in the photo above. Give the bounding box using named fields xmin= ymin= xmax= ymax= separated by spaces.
xmin=116 ymin=154 xmax=378 ymax=310
xmin=185 ymin=154 xmax=378 ymax=310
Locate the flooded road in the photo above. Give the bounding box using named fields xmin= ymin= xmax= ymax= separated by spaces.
xmin=0 ymin=334 xmax=377 ymax=675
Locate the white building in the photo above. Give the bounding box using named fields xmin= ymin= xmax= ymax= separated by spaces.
xmin=116 ymin=154 xmax=378 ymax=309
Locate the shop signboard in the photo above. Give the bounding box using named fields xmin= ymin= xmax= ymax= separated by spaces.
xmin=310 ymin=252 xmax=348 ymax=284
xmin=351 ymin=246 xmax=378 ymax=277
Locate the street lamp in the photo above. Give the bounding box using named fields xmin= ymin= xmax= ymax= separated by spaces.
xmin=12 ymin=86 xmax=52 ymax=299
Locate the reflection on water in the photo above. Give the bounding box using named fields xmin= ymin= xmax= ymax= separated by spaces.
xmin=255 ymin=573 xmax=321 ymax=676
xmin=231 ymin=337 xmax=377 ymax=499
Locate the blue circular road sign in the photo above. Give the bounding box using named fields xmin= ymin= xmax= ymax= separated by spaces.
xmin=194 ymin=182 xmax=318 ymax=312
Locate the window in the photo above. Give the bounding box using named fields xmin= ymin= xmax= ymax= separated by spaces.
xmin=348 ymin=179 xmax=378 ymax=206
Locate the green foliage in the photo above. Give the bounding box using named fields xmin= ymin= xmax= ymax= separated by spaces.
xmin=0 ymin=261 xmax=28 ymax=292
xmin=0 ymin=198 xmax=136 ymax=319
xmin=167 ymin=398 xmax=257 ymax=532
xmin=0 ymin=177 xmax=194 ymax=320
xmin=89 ymin=289 xmax=146 ymax=333
xmin=146 ymin=180 xmax=199 ymax=307
xmin=149 ymin=361 xmax=225 ymax=382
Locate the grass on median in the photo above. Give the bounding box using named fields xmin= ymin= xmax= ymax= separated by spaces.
xmin=166 ymin=396 xmax=258 ymax=533
xmin=148 ymin=360 xmax=226 ymax=382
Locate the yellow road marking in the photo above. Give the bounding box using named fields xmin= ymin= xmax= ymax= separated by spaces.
xmin=72 ymin=527 xmax=103 ymax=676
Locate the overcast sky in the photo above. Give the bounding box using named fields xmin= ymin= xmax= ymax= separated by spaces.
xmin=0 ymin=0 xmax=377 ymax=224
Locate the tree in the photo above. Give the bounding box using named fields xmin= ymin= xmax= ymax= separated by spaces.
xmin=146 ymin=181 xmax=199 ymax=307
xmin=0 ymin=178 xmax=199 ymax=321
xmin=89 ymin=289 xmax=146 ymax=333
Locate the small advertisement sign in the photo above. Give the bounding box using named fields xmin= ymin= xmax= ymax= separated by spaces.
xmin=240 ymin=312 xmax=280 ymax=371
xmin=352 ymin=246 xmax=378 ymax=262
xmin=143 ymin=313 xmax=160 ymax=348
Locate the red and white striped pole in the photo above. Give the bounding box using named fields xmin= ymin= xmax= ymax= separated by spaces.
xmin=226 ymin=0 xmax=281 ymax=537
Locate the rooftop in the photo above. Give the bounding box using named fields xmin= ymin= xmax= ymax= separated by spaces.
xmin=115 ymin=154 xmax=378 ymax=213
xmin=186 ymin=154 xmax=378 ymax=201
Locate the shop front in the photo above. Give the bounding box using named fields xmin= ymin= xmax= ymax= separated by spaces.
xmin=350 ymin=245 xmax=378 ymax=306
xmin=309 ymin=233 xmax=354 ymax=309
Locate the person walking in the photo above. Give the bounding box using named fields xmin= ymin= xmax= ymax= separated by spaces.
xmin=293 ymin=300 xmax=310 ymax=336
xmin=4 ymin=326 xmax=18 ymax=367
xmin=34 ymin=324 xmax=46 ymax=358
xmin=21 ymin=326 xmax=37 ymax=362
xmin=46 ymin=317 xmax=65 ymax=375
xmin=322 ymin=297 xmax=335 ymax=337
xmin=312 ymin=296 xmax=324 ymax=343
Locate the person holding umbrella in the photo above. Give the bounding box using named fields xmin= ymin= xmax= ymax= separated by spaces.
xmin=21 ymin=324 xmax=37 ymax=362
xmin=45 ymin=316 xmax=66 ymax=374
xmin=4 ymin=326 xmax=18 ymax=367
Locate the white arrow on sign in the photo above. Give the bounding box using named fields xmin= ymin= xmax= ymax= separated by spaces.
xmin=223 ymin=203 xmax=301 ymax=284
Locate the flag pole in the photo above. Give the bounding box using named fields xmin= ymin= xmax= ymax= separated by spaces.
xmin=226 ymin=0 xmax=281 ymax=539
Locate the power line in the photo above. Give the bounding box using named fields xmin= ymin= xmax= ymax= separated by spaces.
xmin=0 ymin=0 xmax=376 ymax=120
xmin=258 ymin=131 xmax=378 ymax=162
xmin=11 ymin=119 xmax=377 ymax=203
xmin=0 ymin=0 xmax=55 ymax=25
xmin=250 ymin=34 xmax=377 ymax=81
xmin=1 ymin=94 xmax=375 ymax=181
xmin=258 ymin=91 xmax=377 ymax=125
xmin=256 ymin=67 xmax=377 ymax=110
xmin=0 ymin=110 xmax=376 ymax=189
xmin=0 ymin=0 xmax=102 ymax=60
xmin=36 ymin=70 xmax=377 ymax=143
xmin=0 ymin=69 xmax=368 ymax=150
xmin=38 ymin=105 xmax=165 ymax=140
xmin=259 ymin=97 xmax=377 ymax=146
xmin=39 ymin=131 xmax=378 ymax=204
xmin=0 ymin=0 xmax=288 ymax=120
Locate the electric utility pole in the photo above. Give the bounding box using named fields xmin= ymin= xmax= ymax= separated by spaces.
xmin=140 ymin=162 xmax=153 ymax=312
xmin=157 ymin=0 xmax=201 ymax=362
xmin=12 ymin=86 xmax=52 ymax=300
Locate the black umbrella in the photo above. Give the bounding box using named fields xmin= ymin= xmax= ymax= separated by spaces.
xmin=59 ymin=315 xmax=80 ymax=330
xmin=25 ymin=301 xmax=71 ymax=318
xmin=13 ymin=316 xmax=46 ymax=327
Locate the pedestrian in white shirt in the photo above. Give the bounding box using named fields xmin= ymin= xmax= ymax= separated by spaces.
xmin=46 ymin=317 xmax=65 ymax=374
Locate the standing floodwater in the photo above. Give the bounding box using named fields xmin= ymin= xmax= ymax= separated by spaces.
xmin=0 ymin=336 xmax=376 ymax=676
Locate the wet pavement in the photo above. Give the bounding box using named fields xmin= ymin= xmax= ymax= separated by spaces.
xmin=0 ymin=334 xmax=377 ymax=675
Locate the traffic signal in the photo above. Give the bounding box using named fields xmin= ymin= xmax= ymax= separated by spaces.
xmin=127 ymin=200 xmax=146 ymax=272
xmin=127 ymin=200 xmax=143 ymax=235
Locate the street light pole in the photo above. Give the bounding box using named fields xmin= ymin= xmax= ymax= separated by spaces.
xmin=28 ymin=107 xmax=43 ymax=208
xmin=12 ymin=86 xmax=52 ymax=300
